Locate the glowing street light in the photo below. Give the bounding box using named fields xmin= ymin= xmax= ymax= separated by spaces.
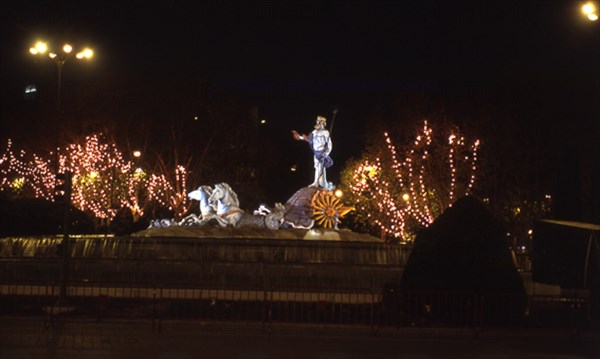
xmin=133 ymin=150 xmax=142 ymax=158
xmin=76 ymin=48 xmax=94 ymax=59
xmin=582 ymin=2 xmax=599 ymax=21
xmin=29 ymin=41 xmax=47 ymax=55
xmin=29 ymin=41 xmax=94 ymax=110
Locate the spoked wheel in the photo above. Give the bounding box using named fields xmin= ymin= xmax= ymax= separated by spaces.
xmin=310 ymin=189 xmax=353 ymax=229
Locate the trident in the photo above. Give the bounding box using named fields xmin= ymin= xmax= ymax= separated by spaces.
xmin=329 ymin=106 xmax=338 ymax=134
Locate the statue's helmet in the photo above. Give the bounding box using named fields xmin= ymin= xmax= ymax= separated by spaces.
xmin=315 ymin=116 xmax=326 ymax=128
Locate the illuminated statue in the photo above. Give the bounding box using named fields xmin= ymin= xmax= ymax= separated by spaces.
xmin=179 ymin=185 xmax=215 ymax=226
xmin=151 ymin=182 xmax=353 ymax=231
xmin=208 ymin=182 xmax=244 ymax=227
xmin=175 ymin=183 xmax=284 ymax=229
xmin=292 ymin=116 xmax=334 ymax=189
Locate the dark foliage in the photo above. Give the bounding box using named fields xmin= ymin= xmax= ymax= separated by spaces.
xmin=109 ymin=207 xmax=149 ymax=236
xmin=0 ymin=195 xmax=94 ymax=236
xmin=398 ymin=196 xmax=525 ymax=325
xmin=401 ymin=196 xmax=524 ymax=294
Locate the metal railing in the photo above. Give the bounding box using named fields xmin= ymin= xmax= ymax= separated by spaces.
xmin=0 ymin=280 xmax=593 ymax=333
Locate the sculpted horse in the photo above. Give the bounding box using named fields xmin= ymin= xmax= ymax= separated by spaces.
xmin=208 ymin=183 xmax=283 ymax=229
xmin=208 ymin=183 xmax=245 ymax=227
xmin=179 ymin=185 xmax=215 ymax=226
xmin=179 ymin=182 xmax=283 ymax=229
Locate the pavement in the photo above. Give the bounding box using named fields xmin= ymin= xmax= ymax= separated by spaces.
xmin=1 ymin=317 xmax=599 ymax=359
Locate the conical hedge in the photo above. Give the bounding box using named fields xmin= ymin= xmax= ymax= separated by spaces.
xmin=401 ymin=196 xmax=524 ymax=294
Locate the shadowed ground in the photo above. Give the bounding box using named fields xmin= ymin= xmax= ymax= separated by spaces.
xmin=2 ymin=319 xmax=599 ymax=359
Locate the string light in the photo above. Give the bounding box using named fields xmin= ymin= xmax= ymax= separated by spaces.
xmin=347 ymin=121 xmax=480 ymax=241
xmin=1 ymin=135 xmax=192 ymax=223
xmin=0 ymin=139 xmax=55 ymax=200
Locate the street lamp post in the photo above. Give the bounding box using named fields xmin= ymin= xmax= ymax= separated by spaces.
xmin=29 ymin=41 xmax=94 ymax=111
xmin=29 ymin=40 xmax=93 ymax=305
xmin=581 ymin=2 xmax=600 ymax=223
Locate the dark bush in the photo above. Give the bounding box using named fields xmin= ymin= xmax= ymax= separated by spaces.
xmin=399 ymin=196 xmax=525 ymax=325
xmin=0 ymin=196 xmax=94 ymax=236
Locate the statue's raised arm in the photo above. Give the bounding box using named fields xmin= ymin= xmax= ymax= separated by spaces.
xmin=291 ymin=130 xmax=308 ymax=142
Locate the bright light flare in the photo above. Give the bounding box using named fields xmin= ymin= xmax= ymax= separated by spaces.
xmin=334 ymin=189 xmax=343 ymax=198
xmin=35 ymin=41 xmax=47 ymax=53
xmin=48 ymin=52 xmax=57 ymax=59
xmin=30 ymin=41 xmax=47 ymax=55
xmin=582 ymin=2 xmax=599 ymax=20
xmin=76 ymin=48 xmax=93 ymax=59
xmin=63 ymin=44 xmax=73 ymax=53
xmin=133 ymin=150 xmax=141 ymax=158
xmin=582 ymin=2 xmax=596 ymax=14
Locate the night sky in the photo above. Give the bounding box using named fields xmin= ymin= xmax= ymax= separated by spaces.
xmin=1 ymin=1 xmax=599 ymax=215
xmin=2 ymin=2 xmax=597 ymax=111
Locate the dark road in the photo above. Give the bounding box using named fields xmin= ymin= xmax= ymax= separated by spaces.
xmin=2 ymin=319 xmax=599 ymax=359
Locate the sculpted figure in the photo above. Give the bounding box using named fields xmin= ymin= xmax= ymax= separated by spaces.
xmin=292 ymin=116 xmax=334 ymax=189
xmin=179 ymin=185 xmax=215 ymax=226
xmin=208 ymin=183 xmax=244 ymax=227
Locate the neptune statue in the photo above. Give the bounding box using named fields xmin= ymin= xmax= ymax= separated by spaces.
xmin=292 ymin=115 xmax=334 ymax=190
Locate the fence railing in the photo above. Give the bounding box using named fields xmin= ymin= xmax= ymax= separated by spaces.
xmin=0 ymin=280 xmax=592 ymax=333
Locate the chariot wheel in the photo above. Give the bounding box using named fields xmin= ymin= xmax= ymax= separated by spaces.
xmin=265 ymin=213 xmax=281 ymax=230
xmin=310 ymin=189 xmax=351 ymax=229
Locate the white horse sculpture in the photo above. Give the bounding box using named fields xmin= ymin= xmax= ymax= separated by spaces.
xmin=208 ymin=183 xmax=245 ymax=227
xmin=179 ymin=185 xmax=215 ymax=226
xmin=161 ymin=182 xmax=285 ymax=229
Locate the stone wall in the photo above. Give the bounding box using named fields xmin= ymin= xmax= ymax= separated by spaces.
xmin=0 ymin=235 xmax=412 ymax=293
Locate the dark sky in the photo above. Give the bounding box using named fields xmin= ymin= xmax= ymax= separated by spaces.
xmin=1 ymin=0 xmax=599 ymax=198
xmin=2 ymin=1 xmax=597 ymax=102
xmin=2 ymin=2 xmax=597 ymax=106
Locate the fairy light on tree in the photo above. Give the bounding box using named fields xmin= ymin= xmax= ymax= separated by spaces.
xmin=1 ymin=135 xmax=193 ymax=225
xmin=170 ymin=165 xmax=192 ymax=220
xmin=343 ymin=120 xmax=480 ymax=242
xmin=448 ymin=134 xmax=458 ymax=203
xmin=147 ymin=173 xmax=173 ymax=208
xmin=125 ymin=167 xmax=147 ymax=221
xmin=148 ymin=164 xmax=193 ymax=221
xmin=57 ymin=135 xmax=132 ymax=222
xmin=0 ymin=139 xmax=55 ymax=200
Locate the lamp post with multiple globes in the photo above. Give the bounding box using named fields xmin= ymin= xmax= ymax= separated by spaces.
xmin=29 ymin=41 xmax=94 ymax=111
xmin=29 ymin=40 xmax=94 ymax=303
